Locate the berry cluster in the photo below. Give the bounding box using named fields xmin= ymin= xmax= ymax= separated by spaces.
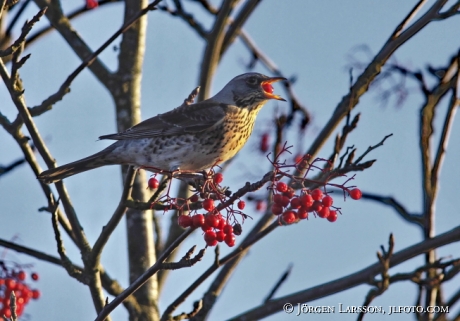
xmin=148 ymin=171 xmax=241 ymax=247
xmin=0 ymin=265 xmax=40 ymax=318
xmin=271 ymin=181 xmax=362 ymax=224
xmin=146 ymin=146 xmax=364 ymax=247
xmin=177 ymin=211 xmax=237 ymax=247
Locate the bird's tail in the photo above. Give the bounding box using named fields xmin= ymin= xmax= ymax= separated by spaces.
xmin=38 ymin=149 xmax=112 ymax=184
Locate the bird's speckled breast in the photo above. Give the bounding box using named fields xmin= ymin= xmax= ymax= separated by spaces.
xmin=111 ymin=104 xmax=264 ymax=172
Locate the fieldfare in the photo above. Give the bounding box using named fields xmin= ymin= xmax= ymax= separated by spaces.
xmin=38 ymin=72 xmax=286 ymax=183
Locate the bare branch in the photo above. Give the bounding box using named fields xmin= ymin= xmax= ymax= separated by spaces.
xmin=353 ymin=133 xmax=393 ymax=165
xmin=0 ymin=6 xmax=46 ymax=57
xmin=357 ymin=235 xmax=394 ymax=321
xmin=95 ymin=228 xmax=194 ymax=321
xmin=158 ymin=1 xmax=207 ymax=38
xmin=361 ymin=192 xmax=424 ymax=227
xmin=220 ymin=0 xmax=261 ymax=55
xmin=160 ymin=246 xmax=206 ymax=270
xmin=26 ymin=0 xmax=119 ymax=46
xmin=0 ymin=238 xmax=70 ymax=267
xmin=296 ymin=0 xmax=454 ymax=175
xmin=91 ymin=167 xmax=136 ymax=262
xmin=170 ymin=300 xmax=203 ymax=321
xmin=264 ymin=264 xmax=293 ymax=303
xmin=431 ymin=55 xmax=459 ymax=190
xmin=162 ymin=221 xmax=278 ymax=320
xmin=391 ymin=0 xmax=428 ymax=38
xmin=436 ymin=0 xmax=460 ymax=19
xmin=198 ymin=0 xmax=240 ymax=101
xmin=50 ymin=203 xmax=88 ymax=284
xmin=229 ymin=225 xmax=460 ymax=320
xmin=30 ymin=0 xmax=162 ymax=118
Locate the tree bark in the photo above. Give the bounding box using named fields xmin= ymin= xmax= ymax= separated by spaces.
xmin=109 ymin=0 xmax=159 ymax=320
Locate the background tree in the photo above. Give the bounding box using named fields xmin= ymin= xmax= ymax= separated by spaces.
xmin=0 ymin=1 xmax=459 ymax=321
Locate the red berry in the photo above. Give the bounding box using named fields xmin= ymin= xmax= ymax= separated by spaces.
xmin=32 ymin=289 xmax=40 ymax=299
xmin=273 ymin=194 xmax=284 ymax=205
xmin=282 ymin=210 xmax=297 ymax=224
xmin=201 ymin=223 xmax=213 ymax=232
xmin=349 ymin=188 xmax=362 ymax=200
xmin=260 ymin=133 xmax=270 ymax=153
xmin=204 ymin=230 xmax=217 ymax=246
xmin=178 ymin=215 xmax=192 ymax=228
xmin=281 ymin=196 xmax=290 ymax=207
xmin=237 ymin=200 xmax=245 ymax=210
xmin=322 ymin=195 xmax=333 ymax=207
xmin=224 ymin=233 xmax=236 ymax=247
xmin=3 ymin=308 xmax=11 ymax=318
xmin=216 ymin=217 xmax=226 ymax=230
xmin=297 ymin=208 xmax=308 ymax=220
xmin=205 ymin=214 xmax=220 ymax=228
xmin=0 ymin=279 xmax=4 ymax=286
xmin=262 ymin=82 xmax=274 ymax=94
xmin=317 ymin=207 xmax=330 ymax=219
xmin=294 ymin=154 xmax=303 ymax=163
xmin=255 ymin=200 xmax=265 ymax=211
xmin=311 ymin=200 xmax=323 ymax=212
xmin=213 ymin=173 xmax=224 ymax=184
xmin=202 ymin=199 xmax=215 ymax=212
xmin=276 ymin=181 xmax=288 ymax=193
xmin=190 ymin=194 xmax=199 ymax=202
xmin=290 ymin=197 xmax=301 ymax=209
xmin=327 ymin=210 xmax=338 ymax=222
xmin=192 ymin=214 xmax=205 ymax=227
xmin=300 ymin=194 xmax=314 ymax=208
xmin=216 ymin=230 xmax=225 ymax=242
xmin=311 ymin=189 xmax=323 ymax=201
xmin=86 ymin=0 xmax=98 ymax=9
xmin=223 ymin=224 xmax=233 ymax=234
xmin=148 ymin=177 xmax=159 ymax=189
xmin=17 ymin=271 xmax=26 ymax=281
xmin=283 ymin=188 xmax=295 ymax=199
xmin=5 ymin=278 xmax=16 ymax=290
xmin=31 ymin=273 xmax=39 ymax=281
xmin=271 ymin=203 xmax=284 ymax=215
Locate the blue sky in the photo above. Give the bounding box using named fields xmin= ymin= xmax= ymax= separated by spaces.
xmin=1 ymin=1 xmax=460 ymax=320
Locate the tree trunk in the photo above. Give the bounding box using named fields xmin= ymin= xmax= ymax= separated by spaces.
xmin=109 ymin=0 xmax=159 ymax=320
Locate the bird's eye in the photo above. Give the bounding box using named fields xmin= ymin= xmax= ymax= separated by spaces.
xmin=246 ymin=76 xmax=258 ymax=86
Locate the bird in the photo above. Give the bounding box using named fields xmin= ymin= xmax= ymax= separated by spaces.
xmin=38 ymin=72 xmax=286 ymax=184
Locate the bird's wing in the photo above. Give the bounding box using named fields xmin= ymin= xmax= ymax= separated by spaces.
xmin=99 ymin=100 xmax=231 ymax=140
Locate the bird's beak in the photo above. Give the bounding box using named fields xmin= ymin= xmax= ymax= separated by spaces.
xmin=261 ymin=77 xmax=287 ymax=101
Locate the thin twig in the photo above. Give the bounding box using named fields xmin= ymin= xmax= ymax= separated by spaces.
xmin=91 ymin=167 xmax=136 ymax=262
xmin=361 ymin=192 xmax=424 ymax=227
xmin=198 ymin=0 xmax=240 ymax=101
xmin=431 ymin=54 xmax=459 ymax=190
xmin=220 ymin=0 xmax=261 ymax=56
xmin=0 ymin=6 xmax=46 ymax=57
xmin=161 ymin=221 xmax=278 ymax=320
xmin=94 ymin=228 xmax=194 ymax=321
xmin=30 ymin=0 xmax=162 ymax=116
xmin=352 ymin=134 xmax=393 ymax=165
xmin=264 ymin=264 xmax=293 ymax=303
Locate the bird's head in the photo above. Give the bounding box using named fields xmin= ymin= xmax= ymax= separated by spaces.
xmin=213 ymin=73 xmax=286 ymax=108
